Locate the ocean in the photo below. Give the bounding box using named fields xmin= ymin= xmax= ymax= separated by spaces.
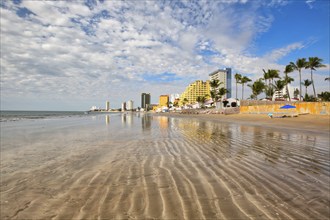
xmin=1 ymin=112 xmax=329 ymax=219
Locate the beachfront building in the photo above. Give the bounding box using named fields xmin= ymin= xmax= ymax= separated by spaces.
xmin=105 ymin=101 xmax=110 ymax=111
xmin=121 ymin=102 xmax=126 ymax=111
xmin=272 ymin=84 xmax=299 ymax=101
xmin=159 ymin=95 xmax=169 ymax=107
xmin=126 ymin=100 xmax=134 ymax=111
xmin=209 ymin=68 xmax=232 ymax=99
xmin=169 ymin=94 xmax=180 ymax=107
xmin=180 ymin=80 xmax=211 ymax=105
xmin=141 ymin=93 xmax=151 ymax=110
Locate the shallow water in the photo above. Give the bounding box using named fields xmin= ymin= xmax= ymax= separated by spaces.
xmin=1 ymin=113 xmax=329 ymax=219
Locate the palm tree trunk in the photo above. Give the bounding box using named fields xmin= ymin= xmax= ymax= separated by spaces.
xmin=236 ymin=82 xmax=238 ymax=100
xmin=311 ymin=69 xmax=316 ymax=97
xmin=242 ymin=84 xmax=244 ymax=100
xmin=305 ymin=86 xmax=308 ymax=97
xmin=299 ymin=70 xmax=302 ymax=101
xmin=286 ymin=84 xmax=291 ymax=101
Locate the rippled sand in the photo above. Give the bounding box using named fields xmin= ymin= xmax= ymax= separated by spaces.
xmin=1 ymin=113 xmax=329 ymax=219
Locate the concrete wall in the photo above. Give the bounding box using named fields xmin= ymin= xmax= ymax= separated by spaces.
xmin=240 ymin=102 xmax=330 ymax=115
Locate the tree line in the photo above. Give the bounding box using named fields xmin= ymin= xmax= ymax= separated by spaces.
xmin=234 ymin=57 xmax=329 ymax=101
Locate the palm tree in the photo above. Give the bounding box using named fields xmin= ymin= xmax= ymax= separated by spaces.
xmin=196 ymin=96 xmax=206 ymax=108
xmin=283 ymin=64 xmax=294 ymax=101
xmin=234 ymin=73 xmax=242 ymax=100
xmin=218 ymin=87 xmax=228 ymax=100
xmin=240 ymin=76 xmax=251 ymax=100
xmin=268 ymin=69 xmax=280 ymax=85
xmin=248 ymin=79 xmax=265 ymax=100
xmin=290 ymin=58 xmax=307 ymax=101
xmin=262 ymin=69 xmax=271 ymax=86
xmin=273 ymin=80 xmax=286 ymax=100
xmin=182 ymin=98 xmax=188 ymax=106
xmin=302 ymin=79 xmax=312 ymax=98
xmin=209 ymin=79 xmax=221 ymax=103
xmin=263 ymin=69 xmax=280 ymax=98
xmin=305 ymin=57 xmax=326 ymax=97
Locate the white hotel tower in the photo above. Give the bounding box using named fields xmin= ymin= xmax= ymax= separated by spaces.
xmin=209 ymin=68 xmax=232 ymax=99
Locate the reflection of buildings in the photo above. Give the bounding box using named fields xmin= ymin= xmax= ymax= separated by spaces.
xmin=105 ymin=115 xmax=110 ymax=125
xmin=127 ymin=100 xmax=134 ymax=111
xmin=141 ymin=93 xmax=151 ymax=110
xmin=121 ymin=113 xmax=133 ymax=126
xmin=142 ymin=114 xmax=152 ymax=130
xmin=180 ymin=80 xmax=211 ymax=105
xmin=158 ymin=116 xmax=169 ymax=129
xmin=209 ymin=68 xmax=232 ymax=99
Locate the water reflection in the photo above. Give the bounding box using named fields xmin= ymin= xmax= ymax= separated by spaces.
xmin=121 ymin=113 xmax=133 ymax=126
xmin=141 ymin=114 xmax=151 ymax=130
xmin=105 ymin=115 xmax=110 ymax=125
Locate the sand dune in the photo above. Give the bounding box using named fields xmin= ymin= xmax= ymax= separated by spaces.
xmin=1 ymin=114 xmax=329 ymax=219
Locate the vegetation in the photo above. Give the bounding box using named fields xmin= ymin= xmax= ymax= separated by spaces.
xmin=283 ymin=64 xmax=294 ymax=101
xmin=290 ymin=58 xmax=307 ymax=101
xmin=248 ymin=79 xmax=265 ymax=100
xmin=234 ymin=73 xmax=242 ymax=100
xmin=209 ymin=79 xmax=221 ymax=104
xmin=196 ymin=96 xmax=207 ymax=108
xmin=318 ymin=91 xmax=330 ymax=101
xmin=302 ymin=79 xmax=312 ymax=98
xmin=240 ymin=76 xmax=251 ymax=100
xmin=305 ymin=57 xmax=326 ymax=97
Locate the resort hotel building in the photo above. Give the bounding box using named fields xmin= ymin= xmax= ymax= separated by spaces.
xmin=209 ymin=68 xmax=232 ymax=99
xmin=159 ymin=95 xmax=169 ymax=107
xmin=126 ymin=100 xmax=134 ymax=111
xmin=180 ymin=80 xmax=211 ymax=105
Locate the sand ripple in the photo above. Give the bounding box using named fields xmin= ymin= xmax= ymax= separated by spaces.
xmin=1 ymin=115 xmax=329 ymax=219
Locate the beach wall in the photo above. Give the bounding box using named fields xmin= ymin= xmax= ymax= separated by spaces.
xmin=240 ymin=101 xmax=330 ymax=115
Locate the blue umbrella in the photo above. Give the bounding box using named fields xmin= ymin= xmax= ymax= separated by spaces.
xmin=280 ymin=104 xmax=296 ymax=109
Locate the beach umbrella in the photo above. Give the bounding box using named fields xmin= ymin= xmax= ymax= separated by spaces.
xmin=280 ymin=104 xmax=297 ymax=117
xmin=280 ymin=104 xmax=296 ymax=109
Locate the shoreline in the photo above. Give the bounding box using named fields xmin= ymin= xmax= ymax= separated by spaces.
xmin=157 ymin=112 xmax=330 ymax=135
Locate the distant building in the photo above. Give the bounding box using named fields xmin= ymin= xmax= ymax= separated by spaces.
xmin=272 ymin=84 xmax=299 ymax=101
xmin=180 ymin=80 xmax=211 ymax=105
xmin=141 ymin=93 xmax=151 ymax=110
xmin=121 ymin=102 xmax=126 ymax=111
xmin=209 ymin=68 xmax=232 ymax=99
xmin=105 ymin=101 xmax=110 ymax=111
xmin=159 ymin=95 xmax=169 ymax=107
xmin=169 ymin=94 xmax=180 ymax=106
xmin=126 ymin=100 xmax=134 ymax=111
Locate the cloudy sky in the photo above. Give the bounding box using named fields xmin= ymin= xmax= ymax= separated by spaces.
xmin=1 ymin=0 xmax=329 ymax=110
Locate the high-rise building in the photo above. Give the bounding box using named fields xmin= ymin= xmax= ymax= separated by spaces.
xmin=105 ymin=101 xmax=110 ymax=111
xmin=209 ymin=68 xmax=232 ymax=99
xmin=121 ymin=102 xmax=126 ymax=111
xmin=159 ymin=95 xmax=169 ymax=107
xmin=126 ymin=100 xmax=134 ymax=111
xmin=180 ymin=80 xmax=211 ymax=105
xmin=141 ymin=93 xmax=151 ymax=109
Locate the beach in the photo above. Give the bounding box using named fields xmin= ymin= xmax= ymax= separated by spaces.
xmin=1 ymin=112 xmax=329 ymax=219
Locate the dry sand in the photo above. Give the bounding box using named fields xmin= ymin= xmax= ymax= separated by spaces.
xmin=1 ymin=113 xmax=329 ymax=219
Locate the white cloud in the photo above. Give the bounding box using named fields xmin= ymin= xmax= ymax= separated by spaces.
xmin=0 ymin=1 xmax=326 ymax=110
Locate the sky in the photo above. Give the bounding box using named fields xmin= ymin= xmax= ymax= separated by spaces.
xmin=1 ymin=0 xmax=329 ymax=111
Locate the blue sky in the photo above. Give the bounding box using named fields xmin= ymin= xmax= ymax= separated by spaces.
xmin=1 ymin=0 xmax=329 ymax=110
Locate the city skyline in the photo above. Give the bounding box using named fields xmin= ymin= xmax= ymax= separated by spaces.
xmin=1 ymin=0 xmax=329 ymax=110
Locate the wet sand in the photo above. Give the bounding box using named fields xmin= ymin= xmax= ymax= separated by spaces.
xmin=1 ymin=113 xmax=329 ymax=219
